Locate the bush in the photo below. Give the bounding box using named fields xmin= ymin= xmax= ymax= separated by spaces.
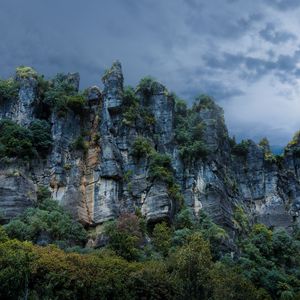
xmin=72 ymin=136 xmax=88 ymax=153
xmin=174 ymin=101 xmax=209 ymax=163
xmin=104 ymin=213 xmax=144 ymax=261
xmin=193 ymin=94 xmax=216 ymax=111
xmin=16 ymin=66 xmax=37 ymax=79
xmin=0 ymin=79 xmax=19 ymax=101
xmin=4 ymin=197 xmax=87 ymax=247
xmin=121 ymin=86 xmax=155 ymax=129
xmin=0 ymin=119 xmax=52 ymax=160
xmin=149 ymin=153 xmax=173 ymax=184
xmin=43 ymin=73 xmax=84 ymax=116
xmin=66 ymin=94 xmax=86 ymax=114
xmin=29 ymin=119 xmax=52 ymax=156
xmin=137 ymin=76 xmax=162 ymax=97
xmin=131 ymin=136 xmax=153 ymax=160
xmin=0 ymin=120 xmax=35 ymax=159
xmin=232 ymin=140 xmax=250 ymax=156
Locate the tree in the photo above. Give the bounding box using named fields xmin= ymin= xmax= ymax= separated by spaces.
xmin=152 ymin=222 xmax=172 ymax=257
xmin=105 ymin=213 xmax=143 ymax=261
xmin=171 ymin=233 xmax=213 ymax=299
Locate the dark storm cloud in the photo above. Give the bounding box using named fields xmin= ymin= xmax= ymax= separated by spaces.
xmin=202 ymin=48 xmax=300 ymax=82
xmin=1 ymin=0 xmax=300 ymax=145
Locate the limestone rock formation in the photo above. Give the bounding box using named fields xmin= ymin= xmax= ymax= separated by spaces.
xmin=0 ymin=62 xmax=299 ymax=234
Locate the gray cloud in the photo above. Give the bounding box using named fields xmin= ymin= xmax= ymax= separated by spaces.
xmin=264 ymin=0 xmax=300 ymax=10
xmin=0 ymin=0 xmax=300 ymax=146
xmin=260 ymin=23 xmax=296 ymax=44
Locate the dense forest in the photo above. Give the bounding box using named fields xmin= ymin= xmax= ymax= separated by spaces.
xmin=0 ymin=186 xmax=299 ymax=299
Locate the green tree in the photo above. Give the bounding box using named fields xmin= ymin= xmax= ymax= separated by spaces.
xmin=152 ymin=222 xmax=172 ymax=257
xmin=171 ymin=233 xmax=213 ymax=299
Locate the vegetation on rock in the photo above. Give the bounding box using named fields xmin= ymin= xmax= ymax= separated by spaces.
xmin=0 ymin=119 xmax=52 ymax=160
xmin=174 ymin=97 xmax=209 ymax=163
xmin=0 ymin=78 xmax=19 ymax=101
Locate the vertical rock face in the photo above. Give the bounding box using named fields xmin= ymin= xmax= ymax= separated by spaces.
xmin=15 ymin=75 xmax=38 ymax=126
xmin=0 ymin=62 xmax=299 ymax=231
xmin=0 ymin=168 xmax=36 ymax=222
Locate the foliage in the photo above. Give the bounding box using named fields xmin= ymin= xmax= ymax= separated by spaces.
xmin=152 ymin=222 xmax=172 ymax=257
xmin=72 ymin=135 xmax=88 ymax=153
xmin=29 ymin=119 xmax=52 ymax=156
xmin=136 ymin=76 xmax=162 ymax=97
xmin=237 ymin=224 xmax=300 ymax=299
xmin=233 ymin=205 xmax=251 ymax=237
xmin=174 ymin=98 xmax=209 ymax=163
xmin=232 ymin=139 xmax=250 ymax=156
xmin=4 ymin=192 xmax=86 ymax=247
xmin=43 ymin=73 xmax=85 ymax=116
xmin=0 ymin=78 xmax=19 ymax=101
xmin=148 ymin=152 xmax=173 ymax=184
xmin=0 ymin=119 xmax=52 ymax=160
xmin=121 ymin=86 xmax=155 ymax=129
xmin=131 ymin=136 xmax=153 ymax=160
xmin=193 ymin=94 xmax=216 ymax=111
xmin=16 ymin=66 xmax=37 ymax=79
xmin=170 ymin=233 xmax=213 ymax=299
xmin=1 ymin=205 xmax=299 ymax=299
xmin=0 ymin=119 xmax=35 ymax=159
xmin=104 ymin=213 xmax=144 ymax=261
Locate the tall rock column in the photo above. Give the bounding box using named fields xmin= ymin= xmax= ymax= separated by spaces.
xmin=92 ymin=61 xmax=124 ymax=223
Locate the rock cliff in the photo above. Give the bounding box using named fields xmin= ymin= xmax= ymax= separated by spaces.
xmin=0 ymin=62 xmax=299 ymax=234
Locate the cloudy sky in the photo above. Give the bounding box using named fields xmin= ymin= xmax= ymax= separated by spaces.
xmin=1 ymin=0 xmax=300 ymax=146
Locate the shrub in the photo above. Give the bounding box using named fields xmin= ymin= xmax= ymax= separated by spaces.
xmin=66 ymin=94 xmax=86 ymax=114
xmin=149 ymin=153 xmax=173 ymax=184
xmin=43 ymin=73 xmax=84 ymax=116
xmin=0 ymin=119 xmax=52 ymax=160
xmin=105 ymin=213 xmax=144 ymax=261
xmin=0 ymin=120 xmax=35 ymax=159
xmin=29 ymin=120 xmax=52 ymax=156
xmin=232 ymin=140 xmax=250 ymax=156
xmin=131 ymin=136 xmax=153 ymax=160
xmin=137 ymin=76 xmax=162 ymax=97
xmin=4 ymin=197 xmax=87 ymax=247
xmin=16 ymin=66 xmax=37 ymax=79
xmin=179 ymin=140 xmax=208 ymax=160
xmin=175 ymin=99 xmax=188 ymax=117
xmin=121 ymin=86 xmax=155 ymax=129
xmin=123 ymin=86 xmax=138 ymax=106
xmin=72 ymin=136 xmax=88 ymax=152
xmin=174 ymin=101 xmax=209 ymax=163
xmin=193 ymin=94 xmax=216 ymax=111
xmin=0 ymin=79 xmax=19 ymax=101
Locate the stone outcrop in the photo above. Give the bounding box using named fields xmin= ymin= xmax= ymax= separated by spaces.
xmin=0 ymin=62 xmax=299 ymax=233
